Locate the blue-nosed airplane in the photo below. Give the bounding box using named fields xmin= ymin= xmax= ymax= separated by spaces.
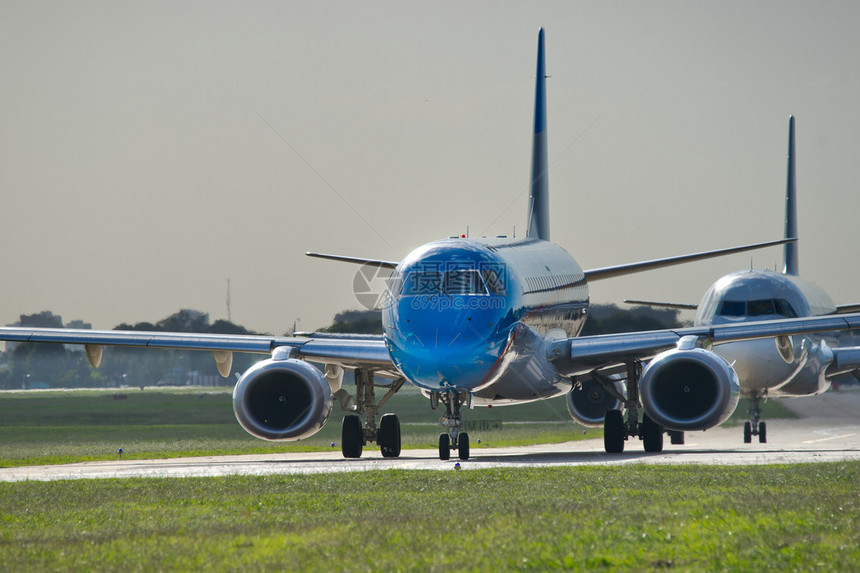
xmin=622 ymin=115 xmax=860 ymax=447
xmin=3 ymin=29 xmax=860 ymax=459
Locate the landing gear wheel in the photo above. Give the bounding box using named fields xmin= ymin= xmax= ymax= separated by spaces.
xmin=458 ymin=432 xmax=470 ymax=460
xmin=743 ymin=421 xmax=752 ymax=444
xmin=604 ymin=409 xmax=625 ymax=453
xmin=378 ymin=413 xmax=401 ymax=458
xmin=758 ymin=421 xmax=767 ymax=444
xmin=342 ymin=415 xmax=363 ymax=459
xmin=668 ymin=430 xmax=685 ymax=445
xmin=642 ymin=414 xmax=664 ymax=453
xmin=438 ymin=433 xmax=451 ymax=460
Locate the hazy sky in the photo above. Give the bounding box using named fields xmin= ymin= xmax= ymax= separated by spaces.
xmin=2 ymin=2 xmax=859 ymax=334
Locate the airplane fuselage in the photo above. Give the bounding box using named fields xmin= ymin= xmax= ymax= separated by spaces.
xmin=383 ymin=237 xmax=588 ymax=403
xmin=696 ymin=269 xmax=838 ymax=397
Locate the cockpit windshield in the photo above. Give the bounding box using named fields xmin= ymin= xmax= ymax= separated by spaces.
xmin=401 ymin=269 xmax=494 ymax=296
xmin=443 ymin=270 xmax=488 ymax=295
xmin=717 ymin=298 xmax=798 ymax=318
xmin=402 ymin=271 xmax=442 ymax=295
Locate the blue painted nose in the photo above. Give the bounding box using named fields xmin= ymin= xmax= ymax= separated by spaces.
xmin=385 ymin=295 xmax=509 ymax=391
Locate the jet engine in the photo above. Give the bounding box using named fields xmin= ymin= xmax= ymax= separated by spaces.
xmin=640 ymin=347 xmax=740 ymax=431
xmin=233 ymin=352 xmax=333 ymax=441
xmin=566 ymin=375 xmax=624 ymax=428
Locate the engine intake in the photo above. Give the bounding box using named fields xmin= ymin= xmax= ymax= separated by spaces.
xmin=233 ymin=356 xmax=333 ymax=441
xmin=640 ymin=347 xmax=739 ymax=431
xmin=566 ymin=375 xmax=624 ymax=428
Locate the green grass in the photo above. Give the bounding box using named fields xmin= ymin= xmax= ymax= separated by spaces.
xmin=0 ymin=387 xmax=593 ymax=467
xmin=0 ymin=464 xmax=857 ymax=571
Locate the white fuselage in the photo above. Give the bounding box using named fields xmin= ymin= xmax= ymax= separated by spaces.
xmin=696 ymin=269 xmax=838 ymax=397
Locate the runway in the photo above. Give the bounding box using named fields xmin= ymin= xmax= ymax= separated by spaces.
xmin=2 ymin=389 xmax=859 ymax=482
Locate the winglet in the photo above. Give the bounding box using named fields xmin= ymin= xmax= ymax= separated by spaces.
xmin=783 ymin=115 xmax=798 ymax=275
xmin=526 ymin=28 xmax=550 ymax=241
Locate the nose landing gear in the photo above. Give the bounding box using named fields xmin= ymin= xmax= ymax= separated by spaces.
xmin=434 ymin=390 xmax=471 ymax=460
xmin=744 ymin=393 xmax=767 ymax=444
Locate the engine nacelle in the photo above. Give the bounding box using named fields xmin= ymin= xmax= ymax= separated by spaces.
xmin=566 ymin=375 xmax=624 ymax=428
xmin=233 ymin=355 xmax=333 ymax=441
xmin=640 ymin=347 xmax=740 ymax=431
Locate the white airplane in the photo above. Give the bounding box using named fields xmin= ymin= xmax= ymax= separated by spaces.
xmin=620 ymin=115 xmax=860 ymax=446
xmin=3 ymin=29 xmax=859 ymax=460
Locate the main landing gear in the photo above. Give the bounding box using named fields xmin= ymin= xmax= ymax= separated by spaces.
xmin=743 ymin=392 xmax=767 ymax=444
xmin=432 ymin=389 xmax=471 ymax=460
xmin=600 ymin=362 xmax=667 ymax=454
xmin=340 ymin=368 xmax=405 ymax=459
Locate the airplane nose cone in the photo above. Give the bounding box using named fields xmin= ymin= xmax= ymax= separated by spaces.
xmin=385 ymin=297 xmax=509 ymax=390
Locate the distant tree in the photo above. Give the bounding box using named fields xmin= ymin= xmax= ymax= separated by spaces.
xmin=317 ymin=310 xmax=383 ymax=334
xmin=581 ymin=304 xmax=687 ymax=336
xmin=17 ymin=311 xmax=63 ymax=328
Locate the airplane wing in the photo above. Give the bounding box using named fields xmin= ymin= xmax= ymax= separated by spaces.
xmin=550 ymin=312 xmax=860 ymax=377
xmin=305 ymin=252 xmax=399 ymax=269
xmin=0 ymin=327 xmax=396 ymax=376
xmin=583 ymin=238 xmax=794 ymax=281
xmin=622 ymin=299 xmax=698 ymax=311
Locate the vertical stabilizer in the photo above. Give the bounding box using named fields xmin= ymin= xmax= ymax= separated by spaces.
xmin=526 ymin=28 xmax=550 ymax=241
xmin=783 ymin=116 xmax=798 ymax=275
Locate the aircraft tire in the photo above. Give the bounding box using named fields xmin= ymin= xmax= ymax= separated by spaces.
xmin=604 ymin=409 xmax=625 ymax=453
xmin=668 ymin=430 xmax=685 ymax=445
xmin=438 ymin=433 xmax=451 ymax=460
xmin=743 ymin=421 xmax=752 ymax=443
xmin=379 ymin=413 xmax=401 ymax=458
xmin=758 ymin=421 xmax=767 ymax=444
xmin=642 ymin=414 xmax=664 ymax=453
xmin=342 ymin=415 xmax=363 ymax=459
xmin=458 ymin=432 xmax=470 ymax=460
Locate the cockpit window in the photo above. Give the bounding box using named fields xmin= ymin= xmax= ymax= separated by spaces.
xmin=717 ymin=299 xmax=798 ymax=318
xmin=481 ymin=268 xmax=506 ymax=295
xmin=774 ymin=299 xmax=798 ymax=318
xmin=402 ymin=271 xmax=442 ymax=295
xmin=747 ymin=300 xmax=774 ymax=316
xmin=442 ymin=270 xmax=488 ymax=295
xmin=718 ymin=300 xmax=746 ymax=317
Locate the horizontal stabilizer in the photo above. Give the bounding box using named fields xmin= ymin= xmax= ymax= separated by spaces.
xmin=583 ymin=238 xmax=796 ymax=282
xmin=306 ymin=252 xmax=399 ymax=269
xmin=623 ymin=299 xmax=698 ymax=311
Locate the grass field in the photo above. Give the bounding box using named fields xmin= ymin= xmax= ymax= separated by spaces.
xmin=0 ymin=464 xmax=857 ymax=571
xmin=0 ymin=387 xmax=793 ymax=468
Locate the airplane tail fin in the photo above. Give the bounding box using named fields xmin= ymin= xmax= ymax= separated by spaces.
xmin=526 ymin=28 xmax=550 ymax=241
xmin=783 ymin=115 xmax=799 ymax=275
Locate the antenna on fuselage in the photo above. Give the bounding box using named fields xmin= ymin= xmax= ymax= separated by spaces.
xmin=783 ymin=116 xmax=799 ymax=276
xmin=526 ymin=28 xmax=550 ymax=241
